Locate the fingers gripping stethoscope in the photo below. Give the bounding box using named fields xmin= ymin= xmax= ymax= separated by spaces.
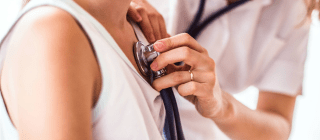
xmin=133 ymin=0 xmax=249 ymax=140
xmin=133 ymin=42 xmax=184 ymax=140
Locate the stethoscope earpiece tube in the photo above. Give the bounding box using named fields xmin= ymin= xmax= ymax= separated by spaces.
xmin=187 ymin=0 xmax=250 ymax=39
xmin=186 ymin=0 xmax=206 ymax=35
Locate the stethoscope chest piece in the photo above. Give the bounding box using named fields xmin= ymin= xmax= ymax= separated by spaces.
xmin=133 ymin=41 xmax=166 ymax=79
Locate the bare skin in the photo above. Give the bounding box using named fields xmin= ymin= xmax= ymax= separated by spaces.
xmin=1 ymin=0 xmax=142 ymax=139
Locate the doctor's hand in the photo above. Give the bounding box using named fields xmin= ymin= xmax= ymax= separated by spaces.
xmin=127 ymin=0 xmax=168 ymax=43
xmin=151 ymin=33 xmax=226 ymax=119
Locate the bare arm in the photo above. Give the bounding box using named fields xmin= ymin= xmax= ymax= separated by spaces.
xmin=6 ymin=7 xmax=99 ymax=140
xmin=214 ymin=91 xmax=296 ymax=140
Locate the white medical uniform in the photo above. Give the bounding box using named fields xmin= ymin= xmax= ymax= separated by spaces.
xmin=148 ymin=0 xmax=310 ymax=139
xmin=0 ymin=0 xmax=165 ymax=139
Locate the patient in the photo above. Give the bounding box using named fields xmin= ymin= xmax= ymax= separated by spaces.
xmin=0 ymin=0 xmax=166 ymax=139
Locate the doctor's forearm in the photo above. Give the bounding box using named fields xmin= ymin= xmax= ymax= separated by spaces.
xmin=211 ymin=92 xmax=292 ymax=140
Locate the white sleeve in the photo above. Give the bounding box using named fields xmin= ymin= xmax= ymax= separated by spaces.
xmin=254 ymin=25 xmax=309 ymax=96
xmin=254 ymin=1 xmax=310 ymax=96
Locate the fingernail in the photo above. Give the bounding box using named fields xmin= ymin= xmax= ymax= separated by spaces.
xmin=137 ymin=15 xmax=142 ymax=21
xmin=154 ymin=41 xmax=165 ymax=51
xmin=150 ymin=61 xmax=158 ymax=70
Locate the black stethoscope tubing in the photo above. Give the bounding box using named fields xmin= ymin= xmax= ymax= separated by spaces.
xmin=187 ymin=0 xmax=250 ymax=39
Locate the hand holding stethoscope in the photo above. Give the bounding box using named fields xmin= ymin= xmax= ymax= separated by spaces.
xmin=150 ymin=33 xmax=225 ymax=119
xmin=127 ymin=0 xmax=248 ymax=121
xmin=129 ymin=0 xmax=249 ymax=138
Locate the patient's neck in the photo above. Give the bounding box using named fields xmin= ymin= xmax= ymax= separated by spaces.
xmin=75 ymin=0 xmax=131 ymax=30
xmin=74 ymin=0 xmax=143 ymax=80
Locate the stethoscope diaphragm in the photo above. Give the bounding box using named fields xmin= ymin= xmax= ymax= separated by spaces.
xmin=133 ymin=41 xmax=166 ymax=79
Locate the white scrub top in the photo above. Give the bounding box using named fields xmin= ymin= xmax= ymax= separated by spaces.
xmin=0 ymin=0 xmax=165 ymax=139
xmin=148 ymin=0 xmax=310 ymax=139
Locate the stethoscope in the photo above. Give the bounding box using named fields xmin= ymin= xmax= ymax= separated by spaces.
xmin=133 ymin=0 xmax=249 ymax=140
xmin=187 ymin=0 xmax=250 ymax=39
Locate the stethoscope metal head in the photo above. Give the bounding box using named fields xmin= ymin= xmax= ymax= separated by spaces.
xmin=133 ymin=41 xmax=166 ymax=79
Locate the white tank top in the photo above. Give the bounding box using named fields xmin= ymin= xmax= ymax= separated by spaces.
xmin=0 ymin=0 xmax=165 ymax=139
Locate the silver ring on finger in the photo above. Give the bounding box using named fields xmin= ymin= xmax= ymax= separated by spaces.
xmin=189 ymin=70 xmax=194 ymax=81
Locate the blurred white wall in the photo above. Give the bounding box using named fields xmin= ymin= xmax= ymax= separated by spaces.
xmin=289 ymin=12 xmax=320 ymax=140
xmin=0 ymin=0 xmax=319 ymax=139
xmin=0 ymin=0 xmax=21 ymax=39
xmin=0 ymin=1 xmax=21 ymax=139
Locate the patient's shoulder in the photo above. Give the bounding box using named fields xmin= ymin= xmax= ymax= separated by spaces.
xmin=6 ymin=5 xmax=95 ymax=73
xmin=5 ymin=6 xmax=98 ymax=84
xmin=5 ymin=5 xmax=99 ymax=85
xmin=7 ymin=6 xmax=92 ymax=61
xmin=1 ymin=6 xmax=100 ymax=130
xmin=0 ymin=7 xmax=102 ymax=137
xmin=19 ymin=6 xmax=76 ymax=29
xmin=13 ymin=6 xmax=84 ymax=45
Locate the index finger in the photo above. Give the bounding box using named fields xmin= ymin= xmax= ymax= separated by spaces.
xmin=153 ymin=33 xmax=207 ymax=53
xmin=128 ymin=2 xmax=142 ymax=22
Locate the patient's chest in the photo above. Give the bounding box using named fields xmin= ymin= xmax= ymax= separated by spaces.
xmin=86 ymin=25 xmax=165 ymax=140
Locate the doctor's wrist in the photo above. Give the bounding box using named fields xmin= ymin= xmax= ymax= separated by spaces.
xmin=210 ymin=91 xmax=236 ymax=123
